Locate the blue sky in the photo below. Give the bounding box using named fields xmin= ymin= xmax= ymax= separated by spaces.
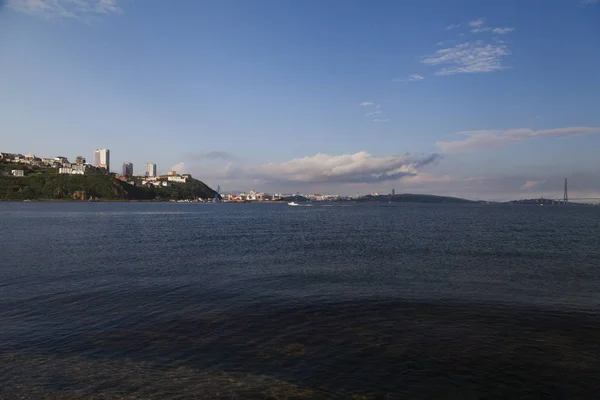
xmin=1 ymin=0 xmax=599 ymax=199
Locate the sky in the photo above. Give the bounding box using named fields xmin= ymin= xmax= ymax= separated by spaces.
xmin=1 ymin=0 xmax=599 ymax=200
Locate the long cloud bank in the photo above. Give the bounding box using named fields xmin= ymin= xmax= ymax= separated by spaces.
xmin=437 ymin=126 xmax=600 ymax=153
xmin=247 ymin=152 xmax=440 ymax=184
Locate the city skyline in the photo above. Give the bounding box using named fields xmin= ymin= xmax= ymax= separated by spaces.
xmin=1 ymin=0 xmax=599 ymax=200
xmin=1 ymin=147 xmax=594 ymax=202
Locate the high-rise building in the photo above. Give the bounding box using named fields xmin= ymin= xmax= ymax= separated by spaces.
xmin=93 ymin=148 xmax=110 ymax=172
xmin=145 ymin=163 xmax=157 ymax=177
xmin=392 ymin=189 xmax=395 ymax=196
xmin=122 ymin=162 xmax=133 ymax=176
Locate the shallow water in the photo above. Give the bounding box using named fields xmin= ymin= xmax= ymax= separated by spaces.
xmin=1 ymin=202 xmax=599 ymax=399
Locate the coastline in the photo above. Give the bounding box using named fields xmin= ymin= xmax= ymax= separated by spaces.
xmin=1 ymin=199 xmax=290 ymax=203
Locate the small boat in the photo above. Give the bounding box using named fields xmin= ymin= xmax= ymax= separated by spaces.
xmin=288 ymin=202 xmax=299 ymax=206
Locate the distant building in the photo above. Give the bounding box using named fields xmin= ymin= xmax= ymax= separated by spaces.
xmin=93 ymin=148 xmax=110 ymax=172
xmin=392 ymin=189 xmax=395 ymax=196
xmin=167 ymin=170 xmax=177 ymax=176
xmin=167 ymin=175 xmax=187 ymax=183
xmin=54 ymin=156 xmax=70 ymax=166
xmin=142 ymin=180 xmax=169 ymax=187
xmin=75 ymin=156 xmax=86 ymax=165
xmin=145 ymin=163 xmax=157 ymax=177
xmin=59 ymin=165 xmax=85 ymax=175
xmin=122 ymin=162 xmax=133 ymax=176
xmin=11 ymin=170 xmax=25 ymax=177
xmin=72 ymin=164 xmax=86 ymax=174
xmin=40 ymin=158 xmax=56 ymax=167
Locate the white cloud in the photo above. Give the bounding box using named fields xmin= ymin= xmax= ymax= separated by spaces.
xmin=422 ymin=40 xmax=510 ymax=75
xmin=446 ymin=24 xmax=461 ymax=30
xmin=372 ymin=118 xmax=389 ymax=122
xmin=522 ymin=180 xmax=545 ymax=189
xmin=392 ymin=74 xmax=425 ymax=83
xmin=170 ymin=162 xmax=187 ymax=174
xmin=465 ymin=17 xmax=514 ymax=35
xmin=437 ymin=126 xmax=600 ymax=153
xmin=7 ymin=0 xmax=123 ymax=19
xmin=469 ymin=18 xmax=486 ymax=27
xmin=250 ymin=152 xmax=440 ymax=184
xmin=366 ymin=110 xmax=382 ymax=117
xmin=492 ymin=27 xmax=515 ymax=34
xmin=360 ymin=101 xmax=374 ymax=106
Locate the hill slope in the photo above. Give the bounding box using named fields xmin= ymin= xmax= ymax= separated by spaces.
xmin=0 ymin=174 xmax=218 ymax=201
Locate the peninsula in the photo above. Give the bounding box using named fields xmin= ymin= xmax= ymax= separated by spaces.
xmin=0 ymin=164 xmax=218 ymax=201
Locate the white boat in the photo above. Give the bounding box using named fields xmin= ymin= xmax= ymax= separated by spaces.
xmin=288 ymin=202 xmax=299 ymax=206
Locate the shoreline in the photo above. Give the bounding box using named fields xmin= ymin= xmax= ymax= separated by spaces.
xmin=0 ymin=199 xmax=290 ymax=204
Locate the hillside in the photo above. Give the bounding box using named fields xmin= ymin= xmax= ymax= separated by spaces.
xmin=0 ymin=172 xmax=218 ymax=201
xmin=358 ymin=193 xmax=475 ymax=204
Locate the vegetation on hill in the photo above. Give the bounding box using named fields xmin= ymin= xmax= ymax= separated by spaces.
xmin=0 ymin=172 xmax=218 ymax=201
xmin=0 ymin=163 xmax=58 ymax=175
xmin=154 ymin=177 xmax=219 ymax=201
xmin=281 ymin=195 xmax=309 ymax=202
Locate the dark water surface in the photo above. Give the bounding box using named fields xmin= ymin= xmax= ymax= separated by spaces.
xmin=1 ymin=202 xmax=600 ymax=399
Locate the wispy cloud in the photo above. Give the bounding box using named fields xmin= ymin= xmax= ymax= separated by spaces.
xmin=437 ymin=126 xmax=600 ymax=153
xmin=446 ymin=24 xmax=461 ymax=30
xmin=359 ymin=101 xmax=388 ymax=122
xmin=393 ymin=74 xmax=425 ymax=83
xmin=408 ymin=74 xmax=424 ymax=81
xmin=422 ymin=40 xmax=510 ymax=75
xmin=250 ymin=152 xmax=441 ymax=184
xmin=7 ymin=0 xmax=122 ymax=19
xmin=492 ymin=27 xmax=515 ymax=34
xmin=471 ymin=27 xmax=492 ymax=33
xmin=469 ymin=18 xmax=486 ymax=27
xmin=466 ymin=18 xmax=515 ymax=35
xmin=521 ymin=180 xmax=545 ymax=189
